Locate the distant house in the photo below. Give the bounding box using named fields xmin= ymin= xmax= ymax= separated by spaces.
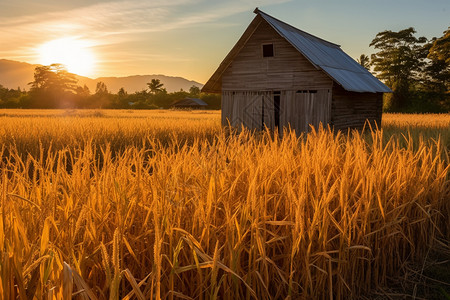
xmin=202 ymin=8 xmax=391 ymax=133
xmin=171 ymin=97 xmax=208 ymax=109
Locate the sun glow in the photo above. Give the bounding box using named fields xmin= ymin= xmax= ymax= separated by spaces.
xmin=38 ymin=37 xmax=96 ymax=77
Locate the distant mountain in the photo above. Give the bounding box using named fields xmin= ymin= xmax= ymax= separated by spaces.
xmin=0 ymin=59 xmax=203 ymax=93
xmin=0 ymin=59 xmax=37 ymax=90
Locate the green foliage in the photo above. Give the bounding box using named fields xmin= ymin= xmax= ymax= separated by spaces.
xmin=0 ymin=79 xmax=215 ymax=110
xmin=370 ymin=27 xmax=427 ymax=110
xmin=189 ymin=85 xmax=201 ymax=96
xmin=423 ymin=28 xmax=450 ymax=93
xmin=428 ymin=28 xmax=450 ymax=64
xmin=0 ymin=84 xmax=25 ymax=108
xmin=199 ymin=93 xmax=221 ymax=109
xmin=371 ymin=27 xmax=449 ymax=112
xmin=147 ymin=79 xmax=164 ymax=94
xmin=115 ymin=87 xmax=129 ymax=108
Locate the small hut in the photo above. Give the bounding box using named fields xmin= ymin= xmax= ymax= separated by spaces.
xmin=202 ymin=8 xmax=391 ymax=132
xmin=171 ymin=98 xmax=208 ymax=109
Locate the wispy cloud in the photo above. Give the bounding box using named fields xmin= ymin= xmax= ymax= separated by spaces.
xmin=1 ymin=0 xmax=290 ymax=47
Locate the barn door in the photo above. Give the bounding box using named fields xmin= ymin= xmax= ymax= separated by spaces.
xmin=273 ymin=92 xmax=281 ymax=133
xmin=281 ymin=89 xmax=331 ymax=133
xmin=260 ymin=91 xmax=280 ymax=132
xmin=261 ymin=92 xmax=275 ymax=130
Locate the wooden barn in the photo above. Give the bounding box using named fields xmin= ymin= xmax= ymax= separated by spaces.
xmin=201 ymin=8 xmax=391 ymax=133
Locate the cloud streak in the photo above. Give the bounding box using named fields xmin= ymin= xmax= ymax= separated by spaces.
xmin=2 ymin=0 xmax=291 ymax=47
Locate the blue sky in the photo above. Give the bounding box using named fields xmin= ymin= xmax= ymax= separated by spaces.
xmin=0 ymin=0 xmax=448 ymax=82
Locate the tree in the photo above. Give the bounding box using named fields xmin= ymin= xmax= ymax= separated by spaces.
xmin=76 ymin=85 xmax=90 ymax=97
xmin=0 ymin=85 xmax=24 ymax=108
xmin=424 ymin=28 xmax=450 ymax=93
xmin=428 ymin=27 xmax=450 ymax=64
xmin=29 ymin=64 xmax=78 ymax=93
xmin=117 ymin=87 xmax=129 ymax=108
xmin=95 ymin=81 xmax=108 ymax=95
xmin=91 ymin=81 xmax=111 ymax=108
xmin=370 ymin=28 xmax=427 ymax=110
xmin=147 ymin=79 xmax=164 ymax=94
xmin=118 ymin=87 xmax=127 ymax=98
xmin=189 ymin=85 xmax=201 ymax=96
xmin=28 ymin=64 xmax=78 ymax=108
xmin=357 ymin=54 xmax=370 ymax=70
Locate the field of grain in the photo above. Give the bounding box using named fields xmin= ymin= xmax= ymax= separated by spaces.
xmin=0 ymin=110 xmax=448 ymax=299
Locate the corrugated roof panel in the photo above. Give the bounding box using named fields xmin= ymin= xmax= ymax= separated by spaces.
xmin=257 ymin=10 xmax=392 ymax=93
xmin=322 ymin=66 xmax=392 ymax=93
xmin=191 ymin=98 xmax=208 ymax=106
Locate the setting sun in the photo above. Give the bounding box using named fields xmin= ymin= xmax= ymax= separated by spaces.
xmin=38 ymin=37 xmax=96 ymax=77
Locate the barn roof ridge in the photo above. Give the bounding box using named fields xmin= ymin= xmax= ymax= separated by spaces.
xmin=254 ymin=8 xmax=341 ymax=49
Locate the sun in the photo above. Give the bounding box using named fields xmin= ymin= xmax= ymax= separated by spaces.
xmin=38 ymin=37 xmax=96 ymax=77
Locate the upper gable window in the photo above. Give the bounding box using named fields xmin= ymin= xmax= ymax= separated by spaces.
xmin=262 ymin=44 xmax=274 ymax=57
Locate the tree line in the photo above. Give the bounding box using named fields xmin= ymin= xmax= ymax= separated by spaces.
xmin=0 ymin=65 xmax=220 ymax=109
xmin=359 ymin=26 xmax=449 ymax=112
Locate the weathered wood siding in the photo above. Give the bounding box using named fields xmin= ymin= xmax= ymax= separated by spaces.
xmin=281 ymin=90 xmax=331 ymax=133
xmin=221 ymin=21 xmax=333 ymax=91
xmin=222 ymin=91 xmax=272 ymax=128
xmin=331 ymin=86 xmax=383 ymax=130
xmin=222 ymin=89 xmax=332 ymax=133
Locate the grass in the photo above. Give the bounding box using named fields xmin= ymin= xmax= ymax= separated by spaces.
xmin=0 ymin=109 xmax=448 ymax=299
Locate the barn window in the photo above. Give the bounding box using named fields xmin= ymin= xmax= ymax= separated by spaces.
xmin=262 ymin=44 xmax=274 ymax=57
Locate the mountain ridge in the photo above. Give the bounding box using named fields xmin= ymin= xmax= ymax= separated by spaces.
xmin=0 ymin=59 xmax=204 ymax=93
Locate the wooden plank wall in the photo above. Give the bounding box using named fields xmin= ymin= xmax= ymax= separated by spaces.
xmin=221 ymin=21 xmax=333 ymax=91
xmin=223 ymin=89 xmax=332 ymax=133
xmin=331 ymin=86 xmax=383 ymax=130
xmin=222 ymin=91 xmax=273 ymax=129
xmin=281 ymin=90 xmax=331 ymax=133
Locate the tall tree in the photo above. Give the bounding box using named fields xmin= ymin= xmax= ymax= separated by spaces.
xmin=95 ymin=81 xmax=108 ymax=95
xmin=28 ymin=64 xmax=78 ymax=108
xmin=428 ymin=28 xmax=450 ymax=64
xmin=91 ymin=81 xmax=111 ymax=108
xmin=147 ymin=79 xmax=164 ymax=94
xmin=189 ymin=85 xmax=201 ymax=96
xmin=30 ymin=64 xmax=77 ymax=92
xmin=370 ymin=27 xmax=427 ymax=110
xmin=117 ymin=87 xmax=129 ymax=108
xmin=424 ymin=28 xmax=450 ymax=93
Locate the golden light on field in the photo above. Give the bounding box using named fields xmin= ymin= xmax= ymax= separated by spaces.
xmin=38 ymin=37 xmax=96 ymax=76
xmin=0 ymin=111 xmax=448 ymax=298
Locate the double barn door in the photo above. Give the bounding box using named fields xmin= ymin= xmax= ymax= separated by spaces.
xmin=222 ymin=90 xmax=331 ymax=133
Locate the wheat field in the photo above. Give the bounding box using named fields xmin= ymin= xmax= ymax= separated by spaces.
xmin=0 ymin=110 xmax=448 ymax=299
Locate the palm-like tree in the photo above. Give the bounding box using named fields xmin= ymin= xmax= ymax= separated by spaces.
xmin=147 ymin=79 xmax=164 ymax=94
xmin=357 ymin=54 xmax=371 ymax=70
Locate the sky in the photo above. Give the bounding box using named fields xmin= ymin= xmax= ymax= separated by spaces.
xmin=1 ymin=0 xmax=449 ymax=83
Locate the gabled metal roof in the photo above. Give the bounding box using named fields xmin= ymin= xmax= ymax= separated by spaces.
xmin=256 ymin=9 xmax=391 ymax=93
xmin=202 ymin=9 xmax=391 ymax=94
